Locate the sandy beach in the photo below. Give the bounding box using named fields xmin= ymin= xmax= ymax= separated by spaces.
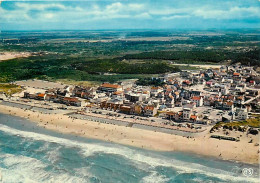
xmin=0 ymin=103 xmax=259 ymax=165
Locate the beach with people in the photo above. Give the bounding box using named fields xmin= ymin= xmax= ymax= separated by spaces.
xmin=0 ymin=101 xmax=258 ymax=165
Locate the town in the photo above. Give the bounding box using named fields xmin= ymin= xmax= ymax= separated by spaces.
xmin=1 ymin=63 xmax=259 ymax=136
xmin=1 ymin=1 xmax=260 ymax=181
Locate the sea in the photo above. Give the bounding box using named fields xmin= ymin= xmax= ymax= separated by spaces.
xmin=0 ymin=113 xmax=259 ymax=183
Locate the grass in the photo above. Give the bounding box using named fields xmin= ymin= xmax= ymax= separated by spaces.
xmin=213 ymin=115 xmax=260 ymax=129
xmin=56 ymin=79 xmax=101 ymax=87
xmin=177 ymin=65 xmax=200 ymax=70
xmin=0 ymin=84 xmax=23 ymax=96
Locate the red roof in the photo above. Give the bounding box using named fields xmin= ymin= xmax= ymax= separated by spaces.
xmin=190 ymin=115 xmax=197 ymax=120
xmin=144 ymin=106 xmax=154 ymax=110
xmin=226 ymin=102 xmax=233 ymax=106
xmin=151 ymin=86 xmax=162 ymax=90
xmin=183 ymin=80 xmax=191 ymax=84
xmin=113 ymin=91 xmax=123 ymax=95
xmin=120 ymin=106 xmax=131 ymax=111
xmin=46 ymin=94 xmax=57 ymax=98
xmin=101 ymin=83 xmax=121 ymax=89
xmin=233 ymin=72 xmax=240 ymax=76
xmin=191 ymin=96 xmax=201 ymax=101
xmin=166 ymin=112 xmax=176 ymax=115
xmin=63 ymin=97 xmax=79 ymax=102
xmin=38 ymin=93 xmax=45 ymax=97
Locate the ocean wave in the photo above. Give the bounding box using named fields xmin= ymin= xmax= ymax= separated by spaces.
xmin=141 ymin=171 xmax=170 ymax=183
xmin=0 ymin=153 xmax=92 ymax=183
xmin=0 ymin=124 xmax=258 ymax=183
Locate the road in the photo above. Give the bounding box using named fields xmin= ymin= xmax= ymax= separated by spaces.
xmin=172 ymin=63 xmax=222 ymax=69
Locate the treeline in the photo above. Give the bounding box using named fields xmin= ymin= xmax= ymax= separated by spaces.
xmin=232 ymin=49 xmax=259 ymax=66
xmin=0 ymin=54 xmax=180 ymax=83
xmin=123 ymin=50 xmax=229 ymax=63
xmin=79 ymin=59 xmax=181 ymax=74
xmin=123 ymin=49 xmax=260 ymax=66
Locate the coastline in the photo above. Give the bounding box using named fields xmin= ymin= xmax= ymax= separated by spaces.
xmin=0 ymin=103 xmax=259 ymax=165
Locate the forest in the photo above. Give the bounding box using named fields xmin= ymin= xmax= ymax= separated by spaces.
xmin=0 ymin=30 xmax=259 ymax=84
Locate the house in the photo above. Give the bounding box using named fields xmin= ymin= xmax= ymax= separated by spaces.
xmin=190 ymin=115 xmax=197 ymax=122
xmin=166 ymin=111 xmax=180 ymax=121
xmin=165 ymin=98 xmax=175 ymax=108
xmin=233 ymin=72 xmax=240 ymax=77
xmin=182 ymin=103 xmax=196 ymax=120
xmin=125 ymin=93 xmax=141 ymax=102
xmin=182 ymin=80 xmax=191 ymax=86
xmin=112 ymin=91 xmax=123 ymax=98
xmin=45 ymin=94 xmax=58 ymax=102
xmin=191 ymin=96 xmax=203 ymax=107
xmin=144 ymin=105 xmax=157 ymax=116
xmin=190 ymin=90 xmax=201 ymax=97
xmin=133 ymin=104 xmax=143 ymax=115
xmin=23 ymin=92 xmax=37 ymax=99
xmin=235 ymin=108 xmax=248 ymax=120
xmin=119 ymin=105 xmax=132 ymax=114
xmin=206 ymin=81 xmax=213 ymax=87
xmin=183 ymin=108 xmax=192 ymax=120
xmin=99 ymin=83 xmax=122 ymax=93
xmin=62 ymin=97 xmax=81 ymax=106
xmin=150 ymin=86 xmax=163 ymax=97
xmin=36 ymin=93 xmax=45 ymax=100
xmin=223 ymin=101 xmax=234 ymax=110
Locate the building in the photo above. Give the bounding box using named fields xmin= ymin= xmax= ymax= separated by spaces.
xmin=235 ymin=108 xmax=248 ymax=120
xmin=99 ymin=83 xmax=122 ymax=93
xmin=191 ymin=96 xmax=203 ymax=107
xmin=144 ymin=105 xmax=157 ymax=116
xmin=62 ymin=97 xmax=82 ymax=106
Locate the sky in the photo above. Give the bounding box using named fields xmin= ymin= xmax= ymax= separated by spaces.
xmin=0 ymin=0 xmax=259 ymax=30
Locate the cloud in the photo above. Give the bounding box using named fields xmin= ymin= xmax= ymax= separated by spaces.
xmin=15 ymin=2 xmax=66 ymax=11
xmin=161 ymin=15 xmax=190 ymax=20
xmin=193 ymin=6 xmax=260 ymax=19
xmin=149 ymin=8 xmax=191 ymax=16
xmin=0 ymin=0 xmax=259 ymax=30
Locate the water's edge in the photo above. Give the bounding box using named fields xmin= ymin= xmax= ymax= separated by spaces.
xmin=0 ymin=113 xmax=259 ymax=183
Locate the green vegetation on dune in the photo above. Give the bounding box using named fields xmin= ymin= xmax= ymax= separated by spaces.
xmin=212 ymin=116 xmax=260 ymax=130
xmin=231 ymin=49 xmax=260 ymax=66
xmin=79 ymin=59 xmax=180 ymax=74
xmin=123 ymin=50 xmax=228 ymax=63
xmin=0 ymin=54 xmax=174 ymax=83
xmin=0 ymin=84 xmax=23 ymax=96
xmin=123 ymin=49 xmax=260 ymax=65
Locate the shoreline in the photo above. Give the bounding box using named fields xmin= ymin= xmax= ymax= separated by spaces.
xmin=0 ymin=103 xmax=259 ymax=165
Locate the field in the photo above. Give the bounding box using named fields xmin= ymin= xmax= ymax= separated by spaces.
xmin=0 ymin=30 xmax=259 ymax=83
